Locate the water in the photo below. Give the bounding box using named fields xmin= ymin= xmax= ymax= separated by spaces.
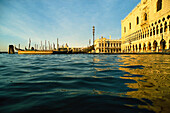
xmin=0 ymin=54 xmax=169 ymax=113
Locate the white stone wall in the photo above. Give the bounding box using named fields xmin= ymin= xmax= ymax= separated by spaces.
xmin=94 ymin=37 xmax=121 ymax=53
xmin=121 ymin=0 xmax=170 ymax=53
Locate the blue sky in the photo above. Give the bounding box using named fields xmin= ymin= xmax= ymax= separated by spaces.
xmin=0 ymin=0 xmax=140 ymax=51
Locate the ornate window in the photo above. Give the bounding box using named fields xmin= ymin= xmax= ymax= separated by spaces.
xmin=99 ymin=43 xmax=101 ymax=47
xmin=157 ymin=0 xmax=162 ymax=12
xmin=164 ymin=22 xmax=167 ymax=32
xmin=136 ymin=17 xmax=139 ymax=25
xmin=144 ymin=13 xmax=147 ymax=21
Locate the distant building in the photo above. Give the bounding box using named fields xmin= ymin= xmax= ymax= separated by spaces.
xmin=121 ymin=0 xmax=170 ymax=53
xmin=71 ymin=47 xmax=84 ymax=53
xmin=94 ymin=36 xmax=121 ymax=53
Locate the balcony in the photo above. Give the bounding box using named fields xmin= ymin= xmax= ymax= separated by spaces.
xmin=140 ymin=20 xmax=149 ymax=27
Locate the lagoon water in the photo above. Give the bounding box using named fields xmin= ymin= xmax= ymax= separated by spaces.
xmin=0 ymin=54 xmax=170 ymax=113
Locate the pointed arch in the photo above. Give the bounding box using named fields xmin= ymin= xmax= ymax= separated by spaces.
xmin=160 ymin=39 xmax=166 ymax=50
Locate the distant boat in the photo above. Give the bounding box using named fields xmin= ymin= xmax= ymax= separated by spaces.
xmin=17 ymin=50 xmax=53 ymax=55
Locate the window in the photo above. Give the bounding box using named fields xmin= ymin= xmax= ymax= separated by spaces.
xmin=129 ymin=23 xmax=131 ymax=29
xmin=157 ymin=0 xmax=162 ymax=12
xmin=156 ymin=25 xmax=159 ymax=34
xmin=153 ymin=27 xmax=155 ymax=35
xmin=124 ymin=27 xmax=126 ymax=33
xmin=144 ymin=13 xmax=147 ymax=21
xmin=136 ymin=17 xmax=139 ymax=25
xmin=164 ymin=22 xmax=167 ymax=32
xmin=150 ymin=29 xmax=152 ymax=36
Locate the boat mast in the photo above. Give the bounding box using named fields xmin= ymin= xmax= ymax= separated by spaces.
xmin=57 ymin=38 xmax=59 ymax=50
xmin=45 ymin=40 xmax=47 ymax=50
xmin=29 ymin=38 xmax=31 ymax=49
xmin=48 ymin=41 xmax=50 ymax=50
xmin=53 ymin=43 xmax=55 ymax=50
xmin=41 ymin=41 xmax=42 ymax=50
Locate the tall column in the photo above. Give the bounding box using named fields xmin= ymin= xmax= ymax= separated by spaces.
xmin=134 ymin=46 xmax=136 ymax=53
xmin=145 ymin=29 xmax=148 ymax=39
xmin=166 ymin=41 xmax=169 ymax=50
xmin=158 ymin=24 xmax=161 ymax=36
xmin=141 ymin=44 xmax=143 ymax=53
xmin=157 ymin=42 xmax=160 ymax=52
xmin=152 ymin=26 xmax=154 ymax=38
xmin=163 ymin=22 xmax=165 ymax=36
xmin=149 ymin=28 xmax=150 ymax=38
xmin=154 ymin=25 xmax=156 ymax=37
xmin=136 ymin=44 xmax=138 ymax=53
xmin=151 ymin=42 xmax=154 ymax=52
xmin=104 ymin=41 xmax=105 ymax=53
xmin=145 ymin=45 xmax=148 ymax=52
xmin=168 ymin=20 xmax=170 ymax=34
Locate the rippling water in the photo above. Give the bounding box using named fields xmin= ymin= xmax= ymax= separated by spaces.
xmin=0 ymin=54 xmax=169 ymax=113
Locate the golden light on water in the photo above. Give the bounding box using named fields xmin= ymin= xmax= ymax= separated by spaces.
xmin=119 ymin=55 xmax=170 ymax=113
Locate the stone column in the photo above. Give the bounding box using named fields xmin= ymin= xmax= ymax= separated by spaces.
xmin=152 ymin=26 xmax=154 ymax=38
xmin=168 ymin=20 xmax=170 ymax=34
xmin=163 ymin=22 xmax=165 ymax=36
xmin=154 ymin=25 xmax=156 ymax=37
xmin=137 ymin=44 xmax=140 ymax=53
xmin=134 ymin=46 xmax=136 ymax=53
xmin=166 ymin=41 xmax=169 ymax=50
xmin=145 ymin=30 xmax=147 ymax=39
xmin=149 ymin=28 xmax=150 ymax=38
xmin=158 ymin=24 xmax=161 ymax=36
xmin=104 ymin=41 xmax=105 ymax=53
xmin=145 ymin=45 xmax=148 ymax=52
xmin=141 ymin=44 xmax=143 ymax=53
xmin=157 ymin=42 xmax=160 ymax=52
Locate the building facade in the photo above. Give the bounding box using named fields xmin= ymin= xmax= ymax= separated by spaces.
xmin=94 ymin=36 xmax=121 ymax=53
xmin=121 ymin=0 xmax=170 ymax=53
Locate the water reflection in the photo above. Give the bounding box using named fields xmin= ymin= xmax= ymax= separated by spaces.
xmin=0 ymin=54 xmax=169 ymax=113
xmin=119 ymin=55 xmax=170 ymax=113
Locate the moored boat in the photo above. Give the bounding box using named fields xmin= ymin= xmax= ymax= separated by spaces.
xmin=15 ymin=38 xmax=70 ymax=54
xmin=17 ymin=50 xmax=54 ymax=55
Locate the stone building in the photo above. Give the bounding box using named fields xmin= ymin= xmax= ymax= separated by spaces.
xmin=121 ymin=0 xmax=170 ymax=53
xmin=94 ymin=36 xmax=121 ymax=53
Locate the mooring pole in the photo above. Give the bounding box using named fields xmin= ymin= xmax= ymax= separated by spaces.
xmin=8 ymin=45 xmax=15 ymax=54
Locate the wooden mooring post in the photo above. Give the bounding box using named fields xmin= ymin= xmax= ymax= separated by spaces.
xmin=8 ymin=45 xmax=15 ymax=54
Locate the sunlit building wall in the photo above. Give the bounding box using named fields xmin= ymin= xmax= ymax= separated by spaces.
xmin=121 ymin=0 xmax=170 ymax=53
xmin=94 ymin=36 xmax=121 ymax=53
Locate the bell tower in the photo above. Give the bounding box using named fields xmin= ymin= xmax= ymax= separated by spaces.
xmin=92 ymin=26 xmax=95 ymax=49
